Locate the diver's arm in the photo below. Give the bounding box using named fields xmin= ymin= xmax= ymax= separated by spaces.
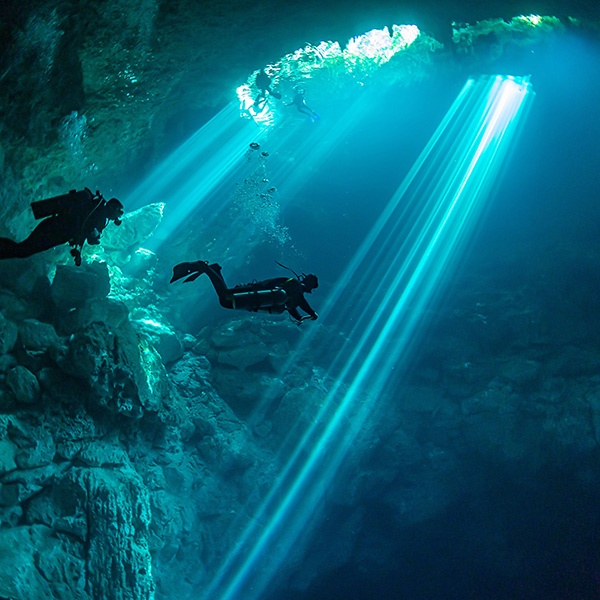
xmin=297 ymin=296 xmax=318 ymax=319
xmin=287 ymin=306 xmax=303 ymax=322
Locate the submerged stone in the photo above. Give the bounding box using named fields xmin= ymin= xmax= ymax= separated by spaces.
xmin=51 ymin=261 xmax=111 ymax=308
xmin=6 ymin=365 xmax=40 ymax=404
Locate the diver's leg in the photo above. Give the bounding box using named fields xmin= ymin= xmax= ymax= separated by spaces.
xmin=203 ymin=264 xmax=235 ymax=308
xmin=0 ymin=238 xmax=18 ymax=258
xmin=3 ymin=218 xmax=68 ymax=258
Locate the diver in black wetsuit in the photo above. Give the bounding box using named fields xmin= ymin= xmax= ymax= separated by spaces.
xmin=0 ymin=189 xmax=123 ymax=266
xmin=170 ymin=261 xmax=319 ymax=323
xmin=253 ymin=68 xmax=282 ymax=112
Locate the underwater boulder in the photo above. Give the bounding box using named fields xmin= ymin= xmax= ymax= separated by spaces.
xmin=131 ymin=313 xmax=184 ymax=365
xmin=0 ymin=525 xmax=89 ymax=600
xmin=0 ymin=439 xmax=17 ymax=474
xmin=216 ymin=342 xmax=270 ymax=370
xmin=59 ymin=320 xmax=170 ymax=418
xmin=5 ymin=365 xmax=40 ymax=404
xmin=64 ymin=297 xmax=130 ymax=332
xmin=51 ymin=261 xmax=111 ymax=308
xmin=0 ymin=313 xmax=18 ymax=354
xmin=120 ymin=247 xmax=159 ymax=276
xmin=37 ymin=367 xmax=90 ymax=405
xmin=23 ymin=466 xmax=153 ymax=599
xmin=18 ymin=318 xmax=61 ymax=353
xmin=101 ymin=202 xmax=164 ymax=255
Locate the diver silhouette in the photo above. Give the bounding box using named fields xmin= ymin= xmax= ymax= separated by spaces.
xmin=0 ymin=188 xmax=123 ymax=266
xmin=253 ymin=68 xmax=282 ymax=112
xmin=285 ymin=88 xmax=319 ymax=122
xmin=170 ymin=261 xmax=319 ymax=323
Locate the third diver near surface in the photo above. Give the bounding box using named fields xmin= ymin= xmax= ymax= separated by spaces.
xmin=285 ymin=87 xmax=319 ymax=122
xmin=170 ymin=261 xmax=319 ymax=323
xmin=0 ymin=188 xmax=123 ymax=266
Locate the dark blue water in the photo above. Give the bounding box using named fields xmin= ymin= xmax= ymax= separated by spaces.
xmin=270 ymin=30 xmax=600 ymax=600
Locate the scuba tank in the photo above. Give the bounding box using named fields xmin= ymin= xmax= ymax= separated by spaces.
xmin=231 ymin=287 xmax=287 ymax=312
xmin=30 ymin=188 xmax=95 ymax=220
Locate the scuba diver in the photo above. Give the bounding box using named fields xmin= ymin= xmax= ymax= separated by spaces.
xmin=253 ymin=68 xmax=282 ymax=112
xmin=170 ymin=261 xmax=319 ymax=323
xmin=285 ymin=88 xmax=319 ymax=122
xmin=0 ymin=188 xmax=123 ymax=266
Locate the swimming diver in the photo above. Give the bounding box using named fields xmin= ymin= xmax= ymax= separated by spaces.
xmin=170 ymin=261 xmax=319 ymax=323
xmin=253 ymin=68 xmax=282 ymax=112
xmin=285 ymin=88 xmax=319 ymax=122
xmin=0 ymin=188 xmax=124 ymax=266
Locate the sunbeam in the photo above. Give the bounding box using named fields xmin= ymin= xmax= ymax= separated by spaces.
xmin=201 ymin=74 xmax=534 ymax=600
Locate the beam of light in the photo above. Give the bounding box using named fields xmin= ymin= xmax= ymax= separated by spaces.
xmin=125 ymin=102 xmax=262 ymax=251
xmin=200 ymin=75 xmax=534 ymax=600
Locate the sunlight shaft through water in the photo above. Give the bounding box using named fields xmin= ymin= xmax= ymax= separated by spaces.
xmin=202 ymin=75 xmax=534 ymax=600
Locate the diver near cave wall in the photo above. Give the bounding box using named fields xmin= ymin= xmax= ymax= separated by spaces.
xmin=0 ymin=188 xmax=123 ymax=266
xmin=252 ymin=68 xmax=282 ymax=113
xmin=170 ymin=261 xmax=319 ymax=323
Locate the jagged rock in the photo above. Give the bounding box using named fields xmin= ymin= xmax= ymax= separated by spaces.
xmin=6 ymin=365 xmax=40 ymax=404
xmin=0 ymin=439 xmax=17 ymax=474
xmin=0 ymin=353 xmax=17 ymax=372
xmin=210 ymin=319 xmax=263 ymax=348
xmin=168 ymin=353 xmax=211 ymax=398
xmin=499 ymin=357 xmax=541 ymax=388
xmin=74 ymin=440 xmax=130 ymax=467
xmin=24 ymin=466 xmax=154 ymax=599
xmin=66 ymin=297 xmax=130 ymax=331
xmin=0 ymin=289 xmax=31 ymax=320
xmin=37 ymin=367 xmax=89 ymax=405
xmin=15 ymin=427 xmax=56 ymax=469
xmin=58 ymin=320 xmax=170 ymax=418
xmin=50 ymin=261 xmax=111 ymax=308
xmin=101 ymin=203 xmax=164 ymax=253
xmin=121 ymin=247 xmax=159 ymax=275
xmin=131 ymin=313 xmax=183 ymax=364
xmin=0 ymin=312 xmax=18 ymax=354
xmin=216 ymin=342 xmax=270 ymax=370
xmin=18 ymin=318 xmax=61 ymax=352
xmin=546 ymin=346 xmax=600 ymax=378
xmin=83 ymin=467 xmax=155 ymax=600
xmin=0 ymin=525 xmax=89 ymax=600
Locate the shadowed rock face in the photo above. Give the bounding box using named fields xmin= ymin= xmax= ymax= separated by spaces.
xmin=1 ymin=2 xmax=600 ymax=600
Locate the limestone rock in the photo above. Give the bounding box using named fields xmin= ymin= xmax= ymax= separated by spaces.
xmin=14 ymin=427 xmax=56 ymax=469
xmin=59 ymin=320 xmax=169 ymax=417
xmin=216 ymin=341 xmax=269 ymax=370
xmin=24 ymin=466 xmax=154 ymax=599
xmin=37 ymin=367 xmax=90 ymax=405
xmin=51 ymin=261 xmax=111 ymax=308
xmin=0 ymin=439 xmax=17 ymax=474
xmin=0 ymin=525 xmax=89 ymax=600
xmin=0 ymin=312 xmax=18 ymax=354
xmin=18 ymin=318 xmax=61 ymax=352
xmin=6 ymin=365 xmax=40 ymax=404
xmin=101 ymin=202 xmax=164 ymax=253
xmin=131 ymin=312 xmax=183 ymax=364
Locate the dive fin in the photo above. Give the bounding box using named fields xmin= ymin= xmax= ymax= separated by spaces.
xmin=183 ymin=271 xmax=203 ymax=283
